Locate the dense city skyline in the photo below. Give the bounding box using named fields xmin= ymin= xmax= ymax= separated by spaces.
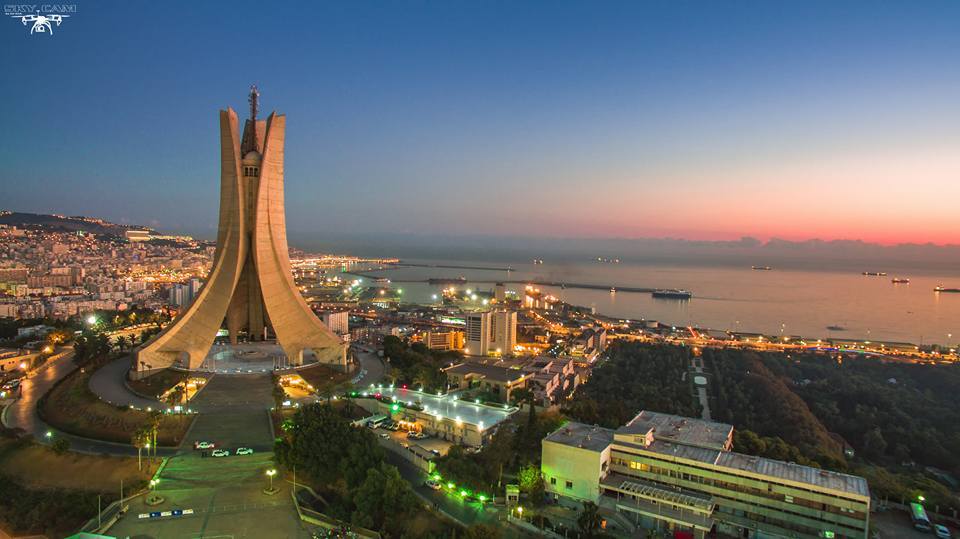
xmin=2 ymin=1 xmax=959 ymax=246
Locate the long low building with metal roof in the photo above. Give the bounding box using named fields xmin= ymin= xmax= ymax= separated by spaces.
xmin=541 ymin=411 xmax=870 ymax=539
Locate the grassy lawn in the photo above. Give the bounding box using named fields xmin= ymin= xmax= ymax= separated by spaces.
xmin=39 ymin=363 xmax=192 ymax=445
xmin=127 ymin=366 xmax=191 ymax=398
xmin=0 ymin=439 xmax=150 ymax=538
xmin=0 ymin=439 xmax=154 ymax=491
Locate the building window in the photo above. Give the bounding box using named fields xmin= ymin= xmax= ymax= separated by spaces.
xmin=565 ymin=481 xmax=573 ymax=490
xmin=550 ymin=477 xmax=556 ymax=485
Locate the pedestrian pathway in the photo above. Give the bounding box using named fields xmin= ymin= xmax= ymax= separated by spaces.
xmin=89 ymin=355 xmax=162 ymax=408
xmin=690 ymin=356 xmax=712 ymax=421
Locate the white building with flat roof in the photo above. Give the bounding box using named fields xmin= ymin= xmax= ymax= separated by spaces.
xmin=541 ymin=411 xmax=870 ymax=539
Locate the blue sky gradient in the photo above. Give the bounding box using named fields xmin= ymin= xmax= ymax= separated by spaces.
xmin=1 ymin=1 xmax=958 ymax=244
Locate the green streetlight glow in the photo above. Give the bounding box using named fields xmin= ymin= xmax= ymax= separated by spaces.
xmin=447 ymin=482 xmax=455 ymax=489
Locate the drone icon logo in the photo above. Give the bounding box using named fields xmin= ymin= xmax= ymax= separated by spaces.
xmin=5 ymin=7 xmax=73 ymax=35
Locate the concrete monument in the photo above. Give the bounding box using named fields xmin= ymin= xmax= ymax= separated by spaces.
xmin=133 ymin=87 xmax=345 ymax=377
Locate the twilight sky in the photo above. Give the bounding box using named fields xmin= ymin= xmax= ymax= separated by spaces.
xmin=1 ymin=1 xmax=959 ymax=245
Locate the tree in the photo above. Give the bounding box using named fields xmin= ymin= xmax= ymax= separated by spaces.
xmin=132 ymin=427 xmax=150 ymax=470
xmin=51 ymin=438 xmax=70 ymax=455
xmin=272 ymin=375 xmax=286 ymax=410
xmin=517 ymin=463 xmax=545 ymax=506
xmin=351 ymin=463 xmax=417 ymax=535
xmin=114 ymin=335 xmax=128 ymax=351
xmin=863 ymin=427 xmax=888 ymax=460
xmin=165 ymin=384 xmax=185 ymax=411
xmin=577 ymin=501 xmax=603 ymax=539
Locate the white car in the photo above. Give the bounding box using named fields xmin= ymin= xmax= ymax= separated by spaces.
xmin=935 ymin=524 xmax=952 ymax=539
xmin=235 ymin=447 xmax=254 ymax=456
xmin=194 ymin=441 xmax=215 ymax=450
xmin=425 ymin=479 xmax=442 ymax=490
xmin=211 ymin=449 xmax=230 ymax=457
xmin=378 ymin=432 xmax=390 ymax=439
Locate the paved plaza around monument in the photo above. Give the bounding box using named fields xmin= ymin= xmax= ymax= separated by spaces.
xmin=107 ymin=374 xmax=315 ymax=538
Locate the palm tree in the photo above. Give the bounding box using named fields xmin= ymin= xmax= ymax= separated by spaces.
xmin=146 ymin=410 xmax=162 ymax=463
xmin=115 ymin=335 xmax=129 ymax=351
xmin=132 ymin=427 xmax=150 ymax=470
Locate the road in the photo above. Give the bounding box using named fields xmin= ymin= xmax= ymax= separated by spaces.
xmin=384 ymin=449 xmax=507 ymax=528
xmin=2 ymin=352 xmax=178 ymax=456
xmin=352 ymin=344 xmax=385 ymax=387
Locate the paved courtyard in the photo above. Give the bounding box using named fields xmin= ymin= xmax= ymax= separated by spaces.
xmin=107 ymin=374 xmax=314 ymax=538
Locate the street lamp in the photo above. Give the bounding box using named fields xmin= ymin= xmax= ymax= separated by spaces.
xmin=266 ymin=468 xmax=277 ymax=491
xmin=149 ymin=479 xmax=158 ymax=491
xmin=87 ymin=315 xmax=98 ymax=325
xmin=45 ymin=431 xmax=53 ymax=439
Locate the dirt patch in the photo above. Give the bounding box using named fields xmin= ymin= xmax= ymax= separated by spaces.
xmin=296 ymin=363 xmax=351 ymax=394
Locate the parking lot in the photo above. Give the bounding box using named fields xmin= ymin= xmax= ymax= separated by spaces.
xmin=372 ymin=424 xmax=455 ymax=456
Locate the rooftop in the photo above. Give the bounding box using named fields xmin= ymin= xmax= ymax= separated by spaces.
xmin=715 ymin=451 xmax=870 ymax=498
xmin=445 ymin=362 xmax=529 ymax=384
xmin=617 ymin=410 xmax=733 ymax=451
xmin=374 ymin=386 xmax=517 ymax=429
xmin=545 ymin=421 xmax=615 ymax=452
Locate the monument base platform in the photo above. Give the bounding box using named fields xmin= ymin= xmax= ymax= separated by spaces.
xmin=197 ymin=342 xmax=317 ymax=374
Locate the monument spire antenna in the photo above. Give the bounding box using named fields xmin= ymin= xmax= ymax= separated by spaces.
xmin=248 ymin=84 xmax=260 ymax=121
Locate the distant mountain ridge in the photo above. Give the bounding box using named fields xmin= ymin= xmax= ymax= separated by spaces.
xmin=0 ymin=211 xmax=152 ymax=236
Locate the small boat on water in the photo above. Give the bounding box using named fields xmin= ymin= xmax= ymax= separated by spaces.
xmin=862 ymin=271 xmax=887 ymax=276
xmin=891 ymin=278 xmax=910 ymax=284
xmin=826 ymin=325 xmax=847 ymax=331
xmin=752 ymin=266 xmax=772 ymax=271
xmin=935 ymin=286 xmax=960 ymax=293
xmin=652 ymin=289 xmax=693 ymax=299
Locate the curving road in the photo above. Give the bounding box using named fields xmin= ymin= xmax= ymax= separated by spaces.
xmin=2 ymin=352 xmax=177 ymax=456
xmin=351 ymin=344 xmax=386 ymax=387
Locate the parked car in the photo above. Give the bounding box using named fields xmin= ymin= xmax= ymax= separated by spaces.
xmin=194 ymin=441 xmax=215 ymax=450
xmin=211 ymin=449 xmax=230 ymax=457
xmin=235 ymin=447 xmax=254 ymax=456
xmin=935 ymin=524 xmax=952 ymax=539
xmin=378 ymin=432 xmax=390 ymax=439
xmin=425 ymin=479 xmax=442 ymax=490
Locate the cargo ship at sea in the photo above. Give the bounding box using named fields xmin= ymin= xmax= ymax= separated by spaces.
xmin=935 ymin=286 xmax=960 ymax=293
xmin=862 ymin=271 xmax=887 ymax=276
xmin=891 ymin=278 xmax=910 ymax=284
xmin=752 ymin=266 xmax=772 ymax=271
xmin=652 ymin=288 xmax=693 ymax=299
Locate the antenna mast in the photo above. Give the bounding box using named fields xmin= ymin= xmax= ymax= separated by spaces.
xmin=248 ymin=85 xmax=260 ymax=121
